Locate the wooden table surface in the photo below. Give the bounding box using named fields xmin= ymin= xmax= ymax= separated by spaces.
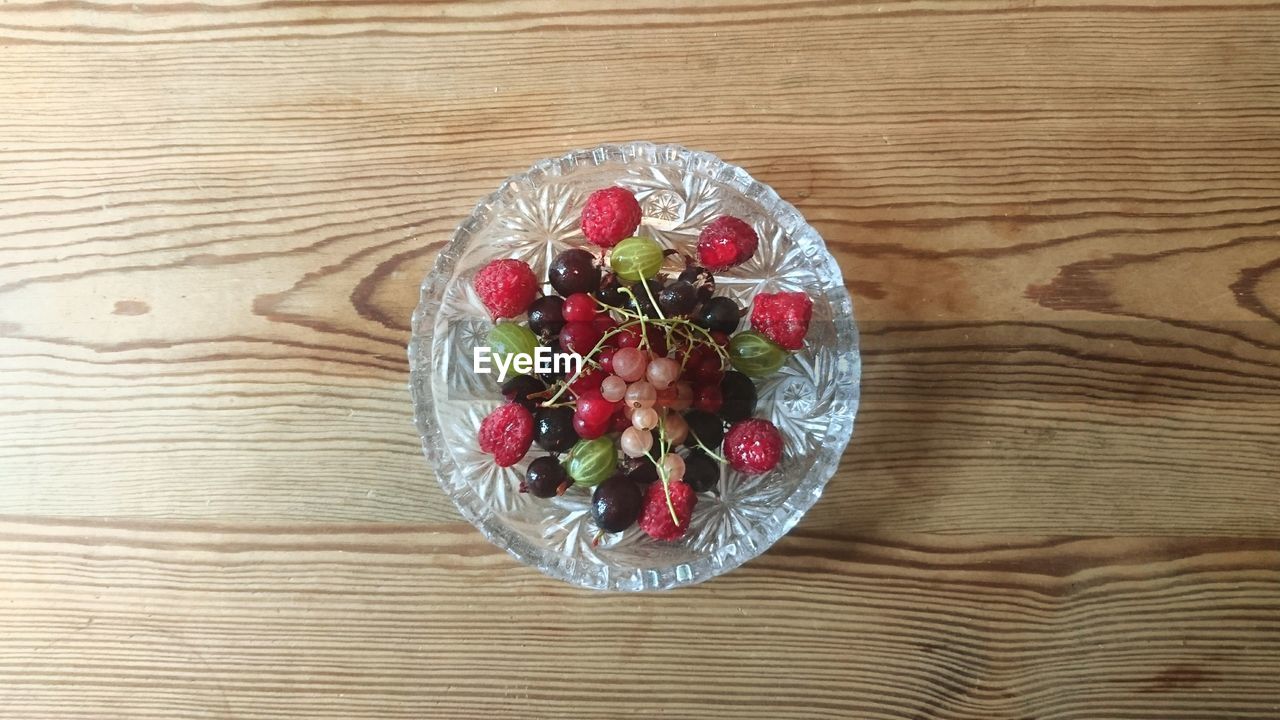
xmin=2 ymin=2 xmax=1279 ymax=718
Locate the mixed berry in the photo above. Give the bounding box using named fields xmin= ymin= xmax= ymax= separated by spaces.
xmin=472 ymin=186 xmax=812 ymax=542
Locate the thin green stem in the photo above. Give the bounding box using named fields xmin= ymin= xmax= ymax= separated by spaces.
xmin=694 ymin=439 xmax=728 ymax=464
xmin=641 ymin=277 xmax=667 ymax=321
xmin=653 ymin=410 xmax=679 ymax=526
xmin=539 ymin=322 xmax=632 ymax=407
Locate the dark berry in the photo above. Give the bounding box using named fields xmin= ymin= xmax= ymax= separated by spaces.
xmin=619 ymin=456 xmax=659 ymax=484
xmin=718 ymin=371 xmax=757 ymax=423
xmin=643 ymin=324 xmax=668 ymax=357
xmin=609 ymin=407 xmax=632 ymax=433
xmin=591 ymin=474 xmax=644 ymax=532
xmin=677 ymin=265 xmax=715 ymax=303
xmin=696 ymin=296 xmax=742 ymax=334
xmin=593 ymin=314 xmax=618 ymax=335
xmin=526 ymin=456 xmax=572 ymax=498
xmin=594 ymin=272 xmax=628 ymax=307
xmin=500 ymin=374 xmax=545 ymax=410
xmin=645 ymin=428 xmax=664 ymax=462
xmin=682 ymin=449 xmax=720 ymax=493
xmin=534 ymin=406 xmax=577 ymax=453
xmin=549 ymin=248 xmax=601 ymax=296
xmin=684 ymin=410 xmax=724 ymax=450
xmin=628 ymin=278 xmax=665 ymax=318
xmin=537 ymin=365 xmax=565 ymax=386
xmin=527 ymin=296 xmax=565 ymax=339
xmin=657 ymin=280 xmax=698 ymax=317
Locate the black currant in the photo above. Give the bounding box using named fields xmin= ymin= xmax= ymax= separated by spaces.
xmin=718 ymin=371 xmax=757 ymax=423
xmin=695 ymin=296 xmax=742 ymax=334
xmin=534 ymin=406 xmax=577 ymax=453
xmin=591 ymin=474 xmax=644 ymax=532
xmin=619 ymin=456 xmax=659 ymax=484
xmin=549 ymin=248 xmax=601 ymax=296
xmin=682 ymin=449 xmax=721 ymax=493
xmin=500 ymin=374 xmax=546 ymax=410
xmin=684 ymin=409 xmax=725 ymax=450
xmin=657 ymin=280 xmax=698 ymax=317
xmin=677 ymin=265 xmax=715 ymax=303
xmin=528 ymin=295 xmax=565 ymax=339
xmin=526 ymin=456 xmax=572 ymax=498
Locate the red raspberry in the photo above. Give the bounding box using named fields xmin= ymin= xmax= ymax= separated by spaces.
xmin=637 ymin=480 xmax=698 ymax=541
xmin=473 ymin=259 xmax=539 ymax=319
xmin=478 ymin=402 xmax=534 ymax=467
xmin=724 ymin=418 xmax=783 ymax=474
xmin=750 ymin=291 xmax=813 ymax=351
xmin=580 ymin=186 xmax=641 ymax=248
xmin=697 ymin=216 xmax=758 ymax=270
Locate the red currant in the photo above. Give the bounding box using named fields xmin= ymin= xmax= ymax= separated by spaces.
xmin=575 ymin=390 xmax=618 ymax=427
xmin=562 ymin=293 xmax=597 ymax=322
xmin=559 ymin=321 xmax=604 ymax=355
xmin=593 ymin=315 xmax=619 ymax=336
xmin=643 ymin=325 xmax=668 ymax=356
xmin=692 ymin=352 xmax=725 ymax=385
xmin=614 ymin=327 xmax=643 ymax=348
xmin=693 ymin=384 xmax=723 ymax=413
xmin=570 ymin=367 xmax=607 ymax=397
xmin=597 ymin=347 xmax=617 ymax=374
xmin=573 ymin=413 xmax=609 ymax=440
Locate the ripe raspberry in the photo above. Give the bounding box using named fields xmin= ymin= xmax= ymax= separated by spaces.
xmin=637 ymin=480 xmax=698 ymax=541
xmin=697 ymin=216 xmax=758 ymax=270
xmin=580 ymin=186 xmax=641 ymax=248
xmin=750 ymin=291 xmax=813 ymax=351
xmin=478 ymin=402 xmax=534 ymax=467
xmin=473 ymin=259 xmax=538 ymax=319
xmin=724 ymin=418 xmax=783 ymax=474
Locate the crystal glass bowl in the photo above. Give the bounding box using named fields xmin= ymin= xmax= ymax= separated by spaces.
xmin=409 ymin=142 xmax=860 ymax=590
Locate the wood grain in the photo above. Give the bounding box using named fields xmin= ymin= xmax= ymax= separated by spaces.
xmin=1 ymin=519 xmax=1278 ymax=719
xmin=1 ymin=0 xmax=1278 ymax=717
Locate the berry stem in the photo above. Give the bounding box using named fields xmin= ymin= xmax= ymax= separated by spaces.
xmin=654 ymin=411 xmax=679 ymax=526
xmin=539 ymin=322 xmax=633 ymax=407
xmin=694 ymin=439 xmax=728 ymax=465
xmin=641 ymin=277 xmax=667 ymax=321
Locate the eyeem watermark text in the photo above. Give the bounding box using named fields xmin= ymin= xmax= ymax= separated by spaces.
xmin=473 ymin=346 xmax=583 ymax=382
